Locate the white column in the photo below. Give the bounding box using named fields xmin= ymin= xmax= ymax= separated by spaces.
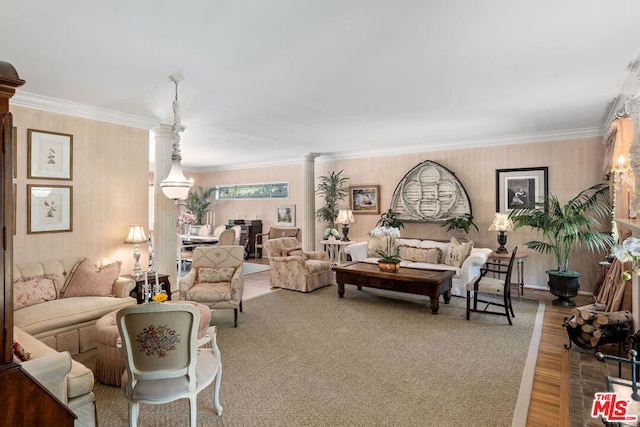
xmin=626 ymin=96 xmax=640 ymax=217
xmin=153 ymin=124 xmax=179 ymax=294
xmin=303 ymin=153 xmax=320 ymax=252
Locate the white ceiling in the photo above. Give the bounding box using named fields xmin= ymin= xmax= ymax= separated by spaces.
xmin=3 ymin=0 xmax=640 ymax=170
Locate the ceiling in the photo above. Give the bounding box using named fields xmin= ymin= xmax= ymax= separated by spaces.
xmin=3 ymin=0 xmax=640 ymax=170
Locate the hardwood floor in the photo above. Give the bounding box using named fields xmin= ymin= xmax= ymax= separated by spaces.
xmin=525 ymin=289 xmax=593 ymax=427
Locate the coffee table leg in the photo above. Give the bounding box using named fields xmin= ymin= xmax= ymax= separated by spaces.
xmin=429 ymin=296 xmax=440 ymax=314
xmin=443 ymin=289 xmax=451 ymax=304
xmin=338 ymin=282 xmax=345 ymax=298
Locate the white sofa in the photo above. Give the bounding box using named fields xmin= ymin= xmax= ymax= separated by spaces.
xmin=344 ymin=238 xmax=492 ymax=297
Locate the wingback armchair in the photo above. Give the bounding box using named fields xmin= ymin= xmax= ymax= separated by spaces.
xmin=263 ymin=237 xmax=333 ymax=292
xmin=179 ymin=245 xmax=244 ymax=326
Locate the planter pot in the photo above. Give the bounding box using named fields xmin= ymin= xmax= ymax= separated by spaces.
xmin=546 ymin=270 xmax=581 ymax=307
xmin=378 ymin=261 xmax=400 ymax=273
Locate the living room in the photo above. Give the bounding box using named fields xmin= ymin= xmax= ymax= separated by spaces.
xmin=3 ymin=1 xmax=640 ymax=426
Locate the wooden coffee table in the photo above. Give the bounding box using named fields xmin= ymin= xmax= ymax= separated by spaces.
xmin=333 ymin=262 xmax=455 ymax=314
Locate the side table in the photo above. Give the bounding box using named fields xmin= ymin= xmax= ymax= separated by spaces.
xmin=489 ymin=251 xmax=528 ymax=300
xmin=125 ymin=273 xmax=172 ymax=304
xmin=321 ymin=239 xmax=357 ymax=265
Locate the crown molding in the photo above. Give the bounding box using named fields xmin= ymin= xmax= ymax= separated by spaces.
xmin=187 ymin=126 xmax=604 ymax=173
xmin=11 ymin=91 xmax=159 ymax=129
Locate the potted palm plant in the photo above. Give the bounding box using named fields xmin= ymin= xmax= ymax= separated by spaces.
xmin=184 ymin=186 xmax=215 ymax=225
xmin=508 ymin=183 xmax=614 ymax=306
xmin=315 ymin=170 xmax=349 ymax=233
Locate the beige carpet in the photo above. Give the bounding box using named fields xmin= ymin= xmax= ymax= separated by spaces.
xmin=76 ymin=284 xmax=541 ymax=427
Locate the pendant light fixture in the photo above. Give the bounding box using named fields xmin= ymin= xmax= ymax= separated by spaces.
xmin=160 ymin=73 xmax=192 ymax=200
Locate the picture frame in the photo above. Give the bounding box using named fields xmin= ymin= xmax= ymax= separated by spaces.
xmin=349 ymin=185 xmax=380 ymax=214
xmin=496 ymin=167 xmax=548 ymax=212
xmin=28 ymin=129 xmax=73 ymax=180
xmin=276 ymin=205 xmax=295 ymax=226
xmin=27 ymin=184 xmax=73 ymax=234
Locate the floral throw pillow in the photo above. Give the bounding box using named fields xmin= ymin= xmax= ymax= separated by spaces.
xmin=13 ymin=275 xmax=57 ymax=310
xmin=63 ymin=259 xmax=121 ymax=297
xmin=197 ymin=267 xmax=236 ymax=283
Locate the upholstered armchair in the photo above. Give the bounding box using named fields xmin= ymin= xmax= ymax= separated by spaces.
xmin=254 ymin=227 xmax=301 ymax=259
xmin=179 ymin=245 xmax=244 ymax=327
xmin=263 ymin=237 xmax=333 ymax=292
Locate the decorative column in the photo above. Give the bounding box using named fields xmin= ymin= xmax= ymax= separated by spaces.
xmin=153 ymin=124 xmax=179 ymax=293
xmin=627 ymin=96 xmax=640 ymax=217
xmin=302 ymin=153 xmax=320 ymax=252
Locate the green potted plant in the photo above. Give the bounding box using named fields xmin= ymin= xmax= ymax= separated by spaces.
xmin=441 ymin=213 xmax=478 ymax=241
xmin=508 ymin=183 xmax=614 ymax=306
xmin=315 ymin=170 xmax=349 ymax=232
xmin=376 ymin=209 xmax=405 ymax=230
xmin=184 ymin=186 xmax=215 ymax=225
xmin=376 ymin=247 xmax=402 ymax=272
xmin=370 ymin=209 xmax=405 ymax=271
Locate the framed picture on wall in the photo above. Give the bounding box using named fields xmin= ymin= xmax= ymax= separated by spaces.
xmin=27 ymin=184 xmax=73 ymax=234
xmin=276 ymin=205 xmax=295 ymax=226
xmin=349 ymin=185 xmax=380 ymax=214
xmin=496 ymin=167 xmax=548 ymax=212
xmin=27 ymin=129 xmax=73 ymax=180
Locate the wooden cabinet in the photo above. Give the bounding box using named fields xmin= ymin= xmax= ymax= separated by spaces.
xmin=0 ymin=61 xmax=74 ymax=426
xmin=227 ymin=220 xmax=262 ymax=260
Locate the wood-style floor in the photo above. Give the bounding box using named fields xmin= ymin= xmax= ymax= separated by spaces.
xmin=525 ymin=289 xmax=592 ymax=427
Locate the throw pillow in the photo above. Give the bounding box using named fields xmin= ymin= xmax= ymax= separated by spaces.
xmin=13 ymin=341 xmax=32 ymax=362
xmin=60 ymin=257 xmax=87 ymax=295
xmin=62 ymin=259 xmax=121 ymax=297
xmin=367 ymin=235 xmax=389 ymax=258
xmin=197 ymin=267 xmax=236 ymax=283
xmin=444 ymin=237 xmax=474 ymax=268
xmin=286 ymin=247 xmax=306 ymax=258
xmin=13 ymin=275 xmax=58 ymax=310
xmin=404 ymin=247 xmax=442 ymax=264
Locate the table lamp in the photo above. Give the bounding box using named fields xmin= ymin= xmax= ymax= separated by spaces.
xmin=489 ymin=213 xmax=513 ymax=254
xmin=124 ymin=224 xmax=148 ymax=278
xmin=336 ymin=209 xmax=355 ymax=241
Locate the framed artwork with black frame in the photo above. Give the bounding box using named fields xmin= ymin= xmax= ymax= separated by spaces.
xmin=496 ymin=167 xmax=548 ymax=212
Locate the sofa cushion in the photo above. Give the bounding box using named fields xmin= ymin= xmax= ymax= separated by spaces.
xmin=402 ymin=247 xmax=442 ymax=264
xmin=14 ymin=295 xmax=136 ymax=337
xmin=63 ymin=258 xmax=121 ymax=297
xmin=444 ymin=237 xmax=474 ymax=268
xmin=13 ymin=275 xmax=58 ymax=309
xmin=197 ymin=266 xmax=235 ymax=283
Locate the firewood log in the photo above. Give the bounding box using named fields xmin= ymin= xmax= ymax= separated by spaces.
xmin=580 ymin=310 xmax=600 ymax=321
xmin=572 ymin=303 xmax=607 ymax=317
xmin=581 ymin=323 xmax=596 ymax=333
xmin=596 ymin=310 xmax=633 ymax=326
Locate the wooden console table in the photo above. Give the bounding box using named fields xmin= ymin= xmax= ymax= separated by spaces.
xmin=332 ymin=262 xmax=454 ymax=314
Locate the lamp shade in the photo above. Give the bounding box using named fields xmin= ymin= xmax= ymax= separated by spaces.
xmin=124 ymin=224 xmax=148 ymax=244
xmin=336 ymin=209 xmax=355 ymax=225
xmin=488 ymin=213 xmax=513 ymax=232
xmin=160 ymin=157 xmax=192 ymax=200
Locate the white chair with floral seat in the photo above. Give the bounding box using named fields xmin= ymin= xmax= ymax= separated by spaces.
xmin=116 ymin=303 xmax=222 ymax=427
xmin=263 ymin=237 xmax=333 ymax=292
xmin=179 ymin=245 xmax=244 ymax=326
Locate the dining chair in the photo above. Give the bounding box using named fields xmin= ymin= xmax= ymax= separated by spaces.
xmin=116 ymin=303 xmax=222 ymax=426
xmin=466 ymin=247 xmax=518 ymax=325
xmin=217 ymin=229 xmax=235 ymax=246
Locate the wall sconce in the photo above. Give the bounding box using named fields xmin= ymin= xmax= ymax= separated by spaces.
xmin=124 ymin=224 xmax=148 ymax=279
xmin=488 ymin=213 xmax=513 ymax=254
xmin=336 ymin=209 xmax=355 ymax=241
xmin=160 ymin=74 xmax=192 ymax=201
